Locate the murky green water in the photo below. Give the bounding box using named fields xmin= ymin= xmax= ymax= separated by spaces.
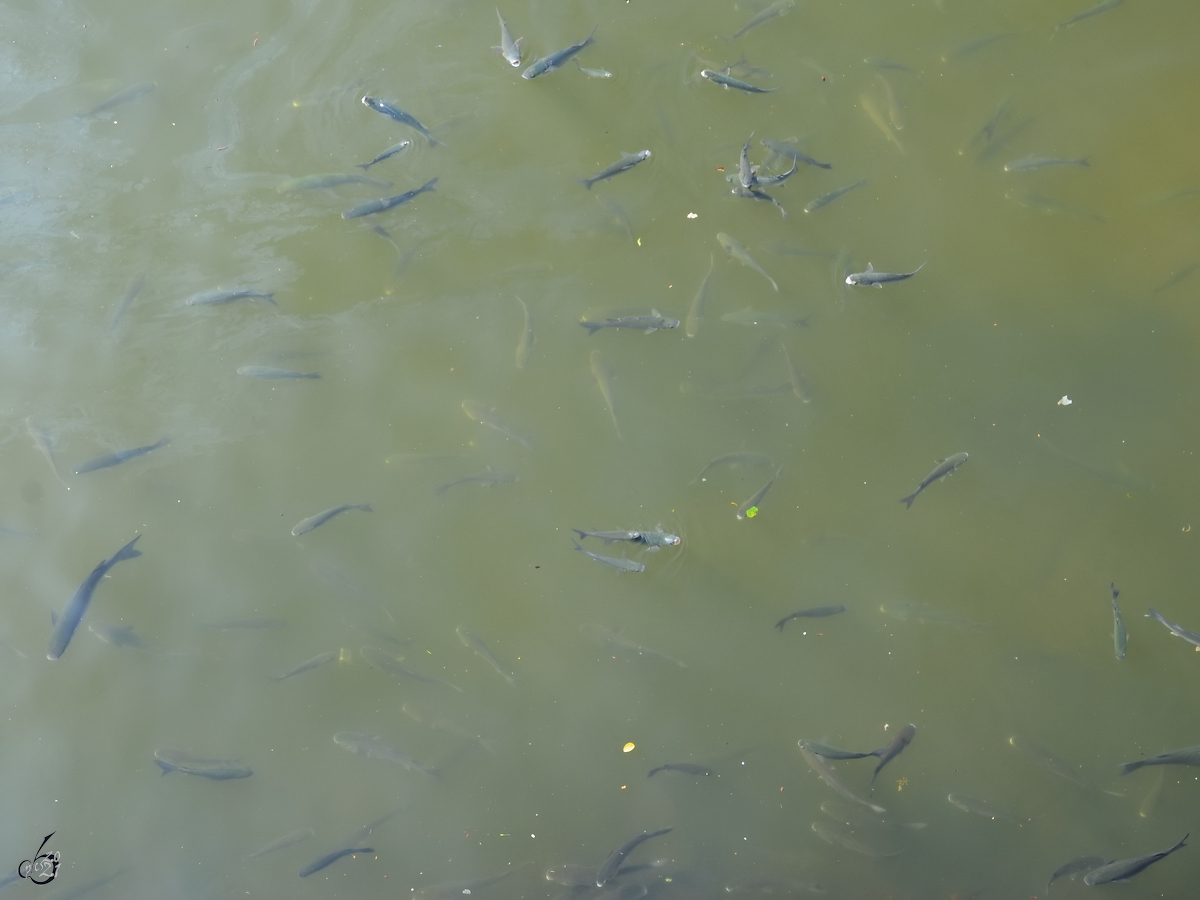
xmin=3 ymin=0 xmax=1200 ymax=896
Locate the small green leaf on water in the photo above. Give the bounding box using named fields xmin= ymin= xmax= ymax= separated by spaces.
xmin=746 ymin=507 xmax=758 ymax=518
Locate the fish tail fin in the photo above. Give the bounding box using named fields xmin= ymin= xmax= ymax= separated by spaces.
xmin=1116 ymin=760 xmax=1140 ymax=776
xmin=572 ymin=529 xmax=588 ymax=540
xmin=360 ymin=504 xmax=373 ymax=513
xmin=900 ymin=493 xmax=917 ymax=509
xmin=574 ymin=178 xmax=594 ymax=190
xmin=580 ymin=321 xmax=602 ymax=335
xmin=155 ymin=760 xmax=172 ymax=776
xmin=115 ymin=535 xmax=143 ymax=561
xmin=422 ymin=177 xmax=439 ymax=191
xmin=264 ymin=293 xmax=278 ymax=305
xmin=572 ymin=538 xmax=586 ymax=552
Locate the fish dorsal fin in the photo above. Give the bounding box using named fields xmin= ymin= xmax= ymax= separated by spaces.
xmin=651 ymin=308 xmax=661 ymax=317
xmin=865 ymin=263 xmax=875 ymax=272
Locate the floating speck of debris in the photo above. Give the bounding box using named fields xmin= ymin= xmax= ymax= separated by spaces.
xmin=623 ymin=742 xmax=635 ymax=753
xmin=1057 ymin=395 xmax=1072 ymax=406
xmin=686 ymin=212 xmax=698 ymax=219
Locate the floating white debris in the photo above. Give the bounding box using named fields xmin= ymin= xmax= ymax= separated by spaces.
xmin=1057 ymin=395 xmax=1072 ymax=406
xmin=686 ymin=212 xmax=698 ymax=219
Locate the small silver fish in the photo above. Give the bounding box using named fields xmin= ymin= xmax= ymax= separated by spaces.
xmin=492 ymin=8 xmax=523 ymax=67
xmin=1112 ymin=583 xmax=1127 ymax=660
xmin=354 ymin=142 xmax=410 ymax=171
xmin=573 ymin=539 xmax=644 ymax=573
xmin=728 ymin=0 xmax=795 ymax=40
xmin=717 ymin=233 xmax=778 ymax=291
xmin=78 ymin=81 xmax=156 ymax=118
xmin=522 ymin=27 xmax=596 ymax=79
xmin=333 ymin=731 xmax=440 ymax=778
xmin=574 ymin=59 xmax=612 ymax=79
xmin=291 ymin=503 xmax=373 ymax=536
xmin=573 ymin=529 xmax=680 ymax=547
xmin=575 ymin=150 xmax=651 ymax=190
xmin=805 ymin=179 xmax=868 ymax=213
xmin=277 ymin=173 xmax=391 ymax=193
xmin=798 ymin=743 xmax=886 ymax=814
xmin=154 ymin=748 xmax=252 ymax=780
xmin=456 ymin=625 xmax=515 ymax=686
xmin=590 ymin=350 xmax=621 ymax=439
xmin=1083 ymin=833 xmax=1187 ymax=885
xmin=185 ymin=289 xmax=275 ymax=306
xmin=515 ymin=297 xmax=533 ymax=368
xmin=737 ymin=467 xmax=783 ymax=520
xmin=775 ymin=606 xmax=846 ymax=630
xmin=237 ymin=366 xmax=320 ymax=379
xmin=1055 ymin=0 xmax=1123 ymax=32
xmin=580 ymin=310 xmax=678 ymax=334
xmin=88 ymin=621 xmax=148 ymax=649
xmin=595 ymin=828 xmax=673 ymax=887
xmin=1118 ymin=745 xmax=1200 ymax=775
xmin=846 ymin=261 xmax=925 ymax=288
xmin=900 ymin=452 xmax=967 ymax=507
xmin=75 ymin=438 xmax=169 ymax=474
xmin=361 ymin=95 xmax=442 ymax=146
xmin=341 ymin=177 xmax=437 ymax=219
xmin=462 ymin=399 xmax=532 ymax=450
xmin=693 ymin=451 xmax=774 ymax=483
xmin=685 ymin=253 xmax=714 ymax=338
xmin=1003 ymin=156 xmax=1089 ymax=171
xmin=761 ymin=138 xmax=832 ymax=170
xmin=299 ymin=847 xmax=374 ymax=878
xmin=274 ymin=650 xmax=338 ymax=681
xmin=1145 ymin=607 xmax=1200 ymax=647
xmin=700 ymin=68 xmax=775 ymax=93
xmin=947 ymin=792 xmax=1023 ymax=823
xmin=434 ymin=471 xmax=519 ymax=495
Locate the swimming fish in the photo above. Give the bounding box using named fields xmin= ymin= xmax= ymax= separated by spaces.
xmin=276 ymin=173 xmax=391 ymax=193
xmin=899 ymin=452 xmax=967 ymax=507
xmin=728 ymin=0 xmax=795 ymax=40
xmin=237 ymin=366 xmax=320 ymax=379
xmin=515 ymin=297 xmax=533 ymax=368
xmin=462 ymin=399 xmax=532 ymax=450
xmin=154 ymin=748 xmax=252 ymax=780
xmin=47 ymin=536 xmax=142 ymax=660
xmin=717 ymin=233 xmax=778 ymax=291
xmin=580 ymin=311 xmax=679 ymax=334
xmin=590 ymin=350 xmax=621 ymax=439
xmin=575 ymin=150 xmax=651 ymax=189
xmin=700 ymin=69 xmax=776 ymax=93
xmin=341 ymin=177 xmax=437 ymax=219
xmin=456 ymin=625 xmax=515 ymax=685
xmin=75 ymin=437 xmax=169 ymax=474
xmin=291 ymin=504 xmax=372 ymax=536
xmin=1083 ymin=833 xmax=1187 ymax=885
xmin=299 ymin=847 xmax=374 ymax=878
xmin=685 ymin=253 xmax=714 ymax=338
xmin=361 ymin=95 xmax=442 ymax=146
xmin=573 ymin=539 xmax=644 ymax=573
xmin=1111 ymin=583 xmax=1127 ymax=660
xmin=522 ymin=27 xmax=597 ymax=79
xmin=185 ymin=289 xmax=275 ymax=306
xmin=492 ymin=8 xmax=523 ymax=67
xmin=775 ymin=606 xmax=846 ymax=630
xmin=354 ymin=142 xmax=411 ymax=171
xmin=804 ymin=179 xmax=868 ymax=213
xmin=845 ymin=261 xmax=925 ymax=288
xmin=737 ymin=467 xmax=783 ymax=520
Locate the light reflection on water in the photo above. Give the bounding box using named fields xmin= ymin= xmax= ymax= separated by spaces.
xmin=1 ymin=0 xmax=1199 ymax=896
